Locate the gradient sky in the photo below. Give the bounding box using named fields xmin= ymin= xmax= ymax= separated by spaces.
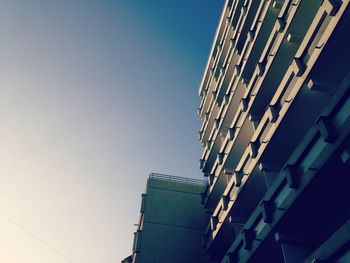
xmin=0 ymin=1 xmax=222 ymax=262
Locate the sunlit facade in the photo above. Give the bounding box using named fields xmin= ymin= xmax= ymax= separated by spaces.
xmin=198 ymin=0 xmax=350 ymax=262
xmin=124 ymin=1 xmax=350 ymax=262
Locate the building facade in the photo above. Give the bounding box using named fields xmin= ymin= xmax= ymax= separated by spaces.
xmin=126 ymin=173 xmax=210 ymax=263
xmin=125 ymin=1 xmax=350 ymax=262
xmin=198 ymin=0 xmax=350 ymax=262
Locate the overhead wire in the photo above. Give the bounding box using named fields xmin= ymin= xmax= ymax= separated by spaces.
xmin=0 ymin=210 xmax=76 ymax=263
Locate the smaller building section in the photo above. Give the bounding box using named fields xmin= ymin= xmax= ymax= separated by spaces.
xmin=125 ymin=173 xmax=211 ymax=263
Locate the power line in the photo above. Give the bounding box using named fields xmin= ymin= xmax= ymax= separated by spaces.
xmin=0 ymin=210 xmax=76 ymax=263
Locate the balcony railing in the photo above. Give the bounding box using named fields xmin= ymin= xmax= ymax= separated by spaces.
xmin=149 ymin=173 xmax=206 ymax=186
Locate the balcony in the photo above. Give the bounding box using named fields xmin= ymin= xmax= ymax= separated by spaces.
xmin=222 ymin=72 xmax=350 ymax=262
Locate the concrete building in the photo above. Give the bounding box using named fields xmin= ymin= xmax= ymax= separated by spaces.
xmin=125 ymin=1 xmax=350 ymax=262
xmin=125 ymin=173 xmax=210 ymax=263
xmin=198 ymin=0 xmax=350 ymax=262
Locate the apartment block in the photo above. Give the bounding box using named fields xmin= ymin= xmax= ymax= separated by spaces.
xmin=198 ymin=0 xmax=350 ymax=262
xmin=125 ymin=173 xmax=210 ymax=263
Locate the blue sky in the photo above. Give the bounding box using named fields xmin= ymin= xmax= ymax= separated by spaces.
xmin=0 ymin=0 xmax=222 ymax=262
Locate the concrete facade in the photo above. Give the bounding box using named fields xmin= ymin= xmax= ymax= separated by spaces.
xmin=198 ymin=0 xmax=350 ymax=262
xmin=127 ymin=173 xmax=210 ymax=263
xmin=124 ymin=1 xmax=350 ymax=262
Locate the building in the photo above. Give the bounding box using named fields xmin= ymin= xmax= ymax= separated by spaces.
xmin=125 ymin=173 xmax=210 ymax=263
xmin=198 ymin=0 xmax=350 ymax=262
xmin=125 ymin=0 xmax=350 ymax=262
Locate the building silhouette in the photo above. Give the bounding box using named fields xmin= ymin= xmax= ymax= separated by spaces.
xmin=125 ymin=0 xmax=350 ymax=262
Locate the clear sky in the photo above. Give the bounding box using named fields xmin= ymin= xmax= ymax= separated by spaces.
xmin=0 ymin=1 xmax=222 ymax=262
